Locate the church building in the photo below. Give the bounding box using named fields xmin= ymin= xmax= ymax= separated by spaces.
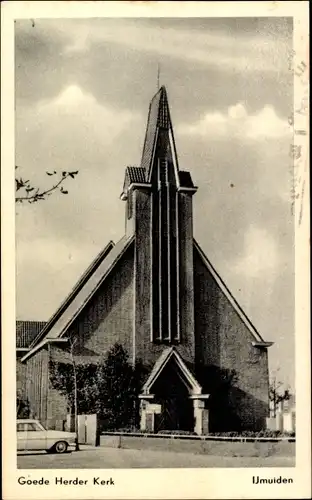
xmin=19 ymin=86 xmax=273 ymax=435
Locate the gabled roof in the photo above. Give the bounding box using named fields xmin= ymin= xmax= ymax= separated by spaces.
xmin=194 ymin=239 xmax=273 ymax=346
xmin=121 ymin=166 xmax=149 ymax=199
xmin=126 ymin=166 xmax=147 ymax=184
xmin=29 ymin=240 xmax=115 ymax=348
xmin=23 ymin=235 xmax=134 ymax=361
xmin=141 ymin=347 xmax=202 ymax=396
xmin=16 ymin=321 xmax=46 ymax=348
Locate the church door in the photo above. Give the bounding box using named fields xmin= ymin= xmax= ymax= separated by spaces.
xmin=153 ymin=361 xmax=194 ymax=433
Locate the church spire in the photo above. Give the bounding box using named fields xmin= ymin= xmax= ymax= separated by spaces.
xmin=141 ymin=86 xmax=180 ymax=186
xmin=121 ymin=86 xmax=197 ymax=203
xmin=157 ymin=64 xmax=160 ymax=91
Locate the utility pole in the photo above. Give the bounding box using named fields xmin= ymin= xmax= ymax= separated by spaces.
xmin=272 ymin=376 xmax=276 ymax=418
xmin=69 ymin=338 xmax=80 ymax=451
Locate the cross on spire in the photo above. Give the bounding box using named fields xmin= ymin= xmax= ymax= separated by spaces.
xmin=157 ymin=64 xmax=160 ymax=91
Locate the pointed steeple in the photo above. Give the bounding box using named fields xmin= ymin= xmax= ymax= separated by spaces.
xmin=121 ymin=86 xmax=197 ymax=204
xmin=141 ymin=86 xmax=180 ymax=185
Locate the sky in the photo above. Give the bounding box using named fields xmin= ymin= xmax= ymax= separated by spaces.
xmin=15 ymin=17 xmax=294 ymax=389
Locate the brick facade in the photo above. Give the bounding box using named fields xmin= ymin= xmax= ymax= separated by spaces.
xmin=23 ymin=244 xmax=135 ymax=429
xmin=133 ymin=189 xmax=152 ymax=361
xmin=193 ymin=246 xmax=269 ymax=431
xmin=22 ymin=239 xmax=270 ymax=431
xmin=178 ymin=192 xmax=196 ymax=363
xmin=133 ymin=189 xmax=196 ymax=367
xmin=68 ymin=243 xmax=135 ymax=364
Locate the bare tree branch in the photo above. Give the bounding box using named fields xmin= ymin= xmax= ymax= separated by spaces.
xmin=15 ymin=167 xmax=79 ymax=204
xmin=269 ymin=373 xmax=290 ymax=417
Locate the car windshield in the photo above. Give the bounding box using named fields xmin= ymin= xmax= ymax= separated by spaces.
xmin=17 ymin=421 xmax=46 ymax=432
xmin=36 ymin=421 xmax=46 ymax=431
xmin=35 ymin=421 xmax=46 ymax=431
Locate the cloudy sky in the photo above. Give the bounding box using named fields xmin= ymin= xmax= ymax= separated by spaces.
xmin=15 ymin=17 xmax=294 ymax=388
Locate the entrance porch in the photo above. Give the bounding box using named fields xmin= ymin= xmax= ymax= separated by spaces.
xmin=139 ymin=348 xmax=209 ymax=435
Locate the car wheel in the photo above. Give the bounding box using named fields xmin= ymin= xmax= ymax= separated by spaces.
xmin=53 ymin=441 xmax=68 ymax=454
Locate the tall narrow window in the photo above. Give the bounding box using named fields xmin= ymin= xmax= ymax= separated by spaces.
xmin=152 ymin=158 xmax=180 ymax=344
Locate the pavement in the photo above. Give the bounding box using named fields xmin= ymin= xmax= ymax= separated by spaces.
xmin=17 ymin=445 xmax=295 ymax=469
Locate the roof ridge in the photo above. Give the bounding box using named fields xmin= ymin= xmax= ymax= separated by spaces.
xmin=29 ymin=239 xmax=115 ymax=348
xmin=140 ymin=87 xmax=165 ymax=172
xmin=16 ymin=320 xmax=47 ymax=324
xmin=24 ymin=235 xmax=134 ymax=359
xmin=193 ymin=239 xmax=265 ymax=343
xmin=142 ymin=346 xmax=202 ymax=395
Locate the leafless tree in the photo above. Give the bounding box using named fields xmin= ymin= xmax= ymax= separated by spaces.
xmin=269 ymin=369 xmax=290 ymax=417
xmin=15 ymin=167 xmax=79 ymax=204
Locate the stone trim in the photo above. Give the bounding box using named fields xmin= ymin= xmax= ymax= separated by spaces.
xmin=177 ymin=186 xmax=198 ymax=194
xmin=21 ymin=338 xmax=69 ymax=362
xmin=252 ymin=341 xmax=274 ymax=348
xmin=141 ymin=347 xmax=202 ymax=395
xmin=189 ymin=394 xmax=210 ymax=400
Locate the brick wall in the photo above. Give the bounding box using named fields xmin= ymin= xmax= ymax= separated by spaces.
xmin=47 ymin=386 xmax=68 ymax=430
xmin=178 ymin=193 xmax=195 ymax=362
xmin=24 ymin=228 xmax=268 ymax=432
xmin=68 ymin=243 xmax=135 ymax=363
xmin=134 ymin=189 xmax=196 ymax=368
xmin=194 ymin=246 xmax=269 ymax=431
xmin=134 ymin=189 xmax=152 ymax=362
xmin=23 ymin=244 xmax=135 ymax=429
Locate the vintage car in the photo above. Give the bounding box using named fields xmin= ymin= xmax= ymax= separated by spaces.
xmin=17 ymin=419 xmax=76 ymax=453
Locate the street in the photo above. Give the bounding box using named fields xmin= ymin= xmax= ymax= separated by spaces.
xmin=17 ymin=446 xmax=295 ymax=469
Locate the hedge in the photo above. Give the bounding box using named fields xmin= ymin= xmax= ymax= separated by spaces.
xmin=109 ymin=428 xmax=295 ymax=438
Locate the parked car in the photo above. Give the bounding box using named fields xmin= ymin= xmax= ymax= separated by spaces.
xmin=17 ymin=419 xmax=76 ymax=453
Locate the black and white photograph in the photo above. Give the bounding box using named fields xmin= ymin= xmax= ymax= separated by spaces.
xmin=1 ymin=2 xmax=310 ymax=499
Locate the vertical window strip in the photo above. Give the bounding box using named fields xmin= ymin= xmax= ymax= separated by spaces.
xmin=160 ymin=181 xmax=168 ymax=340
xmin=152 ymin=161 xmax=161 ymax=342
xmin=165 ymin=161 xmax=171 ymax=342
xmin=150 ymin=186 xmax=154 ymax=343
xmin=151 ymin=158 xmax=181 ymax=344
xmin=169 ymin=185 xmax=178 ymax=342
xmin=175 ymin=190 xmax=181 ymax=342
xmin=158 ymin=160 xmax=163 ymax=341
xmin=152 ymin=189 xmax=160 ymax=342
